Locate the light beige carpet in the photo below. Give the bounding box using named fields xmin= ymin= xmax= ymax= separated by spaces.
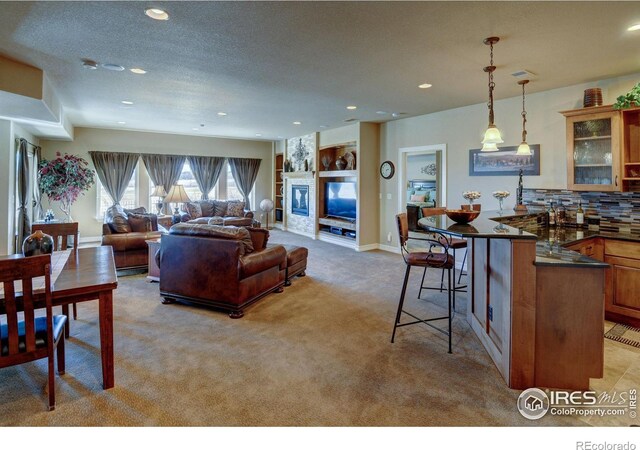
xmin=0 ymin=230 xmax=580 ymax=426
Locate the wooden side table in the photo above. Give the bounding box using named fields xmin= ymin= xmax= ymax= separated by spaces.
xmin=146 ymin=239 xmax=161 ymax=282
xmin=157 ymin=215 xmax=173 ymax=229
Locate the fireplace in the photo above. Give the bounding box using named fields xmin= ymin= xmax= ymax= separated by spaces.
xmin=291 ymin=185 xmax=309 ymax=216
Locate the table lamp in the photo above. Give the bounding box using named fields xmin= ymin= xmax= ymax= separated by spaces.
xmin=259 ymin=198 xmax=274 ymax=229
xmin=164 ymin=185 xmax=191 ymax=224
xmin=150 ymin=185 xmax=167 ymax=215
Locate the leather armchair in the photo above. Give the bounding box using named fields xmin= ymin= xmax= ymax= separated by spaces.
xmin=158 ymin=224 xmax=286 ymax=318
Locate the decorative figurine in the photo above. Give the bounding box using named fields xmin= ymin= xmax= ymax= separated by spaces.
xmin=514 ymin=169 xmax=528 ymax=211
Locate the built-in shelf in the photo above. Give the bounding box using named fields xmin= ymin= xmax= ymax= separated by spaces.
xmin=274 ymin=153 xmax=284 ymax=224
xmin=318 ymin=216 xmax=357 ymax=231
xmin=573 ymin=135 xmax=612 ymax=141
xmin=625 ymin=162 xmax=640 ymax=166
xmin=574 ymin=164 xmax=612 ymax=168
xmin=623 ymin=178 xmax=640 ymax=181
xmin=282 ymin=171 xmax=314 ymax=179
xmin=318 ymin=170 xmax=357 ymax=178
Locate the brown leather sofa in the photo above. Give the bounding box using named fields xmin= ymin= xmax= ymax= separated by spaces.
xmin=181 ymin=199 xmax=254 ymax=226
xmin=158 ymin=223 xmax=287 ymax=318
xmin=101 ymin=206 xmax=165 ymax=269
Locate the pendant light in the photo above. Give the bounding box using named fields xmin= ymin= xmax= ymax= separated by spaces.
xmin=481 ymin=37 xmax=503 ymax=152
xmin=516 ymin=79 xmax=532 ymax=155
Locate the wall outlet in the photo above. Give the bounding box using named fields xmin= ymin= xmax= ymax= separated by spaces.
xmin=379 ymin=193 xmax=382 ymax=200
xmin=387 ymin=232 xmax=392 ymax=243
xmin=386 ymin=193 xmax=392 ymax=200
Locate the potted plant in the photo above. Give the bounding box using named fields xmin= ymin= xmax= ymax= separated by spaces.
xmin=38 ymin=152 xmax=95 ymax=222
xmin=613 ymin=82 xmax=640 ymax=110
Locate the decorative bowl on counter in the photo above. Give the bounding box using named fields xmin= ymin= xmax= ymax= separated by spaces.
xmin=445 ymin=209 xmax=480 ymax=224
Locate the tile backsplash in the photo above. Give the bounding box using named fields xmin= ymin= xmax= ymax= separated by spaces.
xmin=522 ymin=189 xmax=640 ymax=234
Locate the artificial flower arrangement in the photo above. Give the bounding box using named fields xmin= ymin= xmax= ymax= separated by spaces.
xmin=462 ymin=190 xmax=481 ymax=205
xmin=39 ymin=152 xmax=95 ymax=221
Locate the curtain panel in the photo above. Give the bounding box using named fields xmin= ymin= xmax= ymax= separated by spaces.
xmin=33 ymin=145 xmax=43 ymax=221
xmin=141 ymin=154 xmax=186 ymax=194
xmin=227 ymin=157 xmax=261 ymax=210
xmin=187 ymin=155 xmax=226 ymax=200
xmin=89 ymin=151 xmax=140 ymax=205
xmin=16 ymin=138 xmax=31 ymax=252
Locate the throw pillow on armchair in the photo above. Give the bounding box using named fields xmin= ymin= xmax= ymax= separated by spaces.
xmin=226 ymin=201 xmax=245 ymax=217
xmin=184 ymin=202 xmax=203 ymax=219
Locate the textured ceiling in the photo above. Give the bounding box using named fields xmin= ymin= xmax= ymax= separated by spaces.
xmin=1 ymin=1 xmax=639 ymax=140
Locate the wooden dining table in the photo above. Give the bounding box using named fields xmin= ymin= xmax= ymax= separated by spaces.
xmin=0 ymin=246 xmax=118 ymax=389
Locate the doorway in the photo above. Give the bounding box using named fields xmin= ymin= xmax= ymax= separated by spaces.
xmin=397 ymin=144 xmax=447 ymax=215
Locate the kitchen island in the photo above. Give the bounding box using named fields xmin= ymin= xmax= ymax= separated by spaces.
xmin=418 ymin=210 xmax=608 ymax=390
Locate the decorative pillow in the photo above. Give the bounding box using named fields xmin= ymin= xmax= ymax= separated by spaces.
xmin=414 ymin=190 xmax=428 ymax=198
xmin=212 ymin=200 xmax=228 ymax=217
xmin=406 ymin=188 xmax=416 ymax=202
xmin=124 ymin=207 xmax=146 ymax=215
xmin=226 ymin=201 xmax=245 ymax=218
xmin=128 ymin=213 xmax=153 ymax=232
xmin=410 ymin=194 xmax=427 ymax=202
xmin=184 ymin=202 xmax=202 ymax=219
xmin=198 ymin=201 xmax=215 ymax=217
xmin=105 ymin=205 xmax=131 ymax=233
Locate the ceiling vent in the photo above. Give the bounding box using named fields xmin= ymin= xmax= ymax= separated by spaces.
xmin=511 ymin=69 xmax=536 ymax=79
xmin=344 ymin=118 xmax=358 ymax=123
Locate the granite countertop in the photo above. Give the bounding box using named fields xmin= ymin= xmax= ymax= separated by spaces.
xmin=416 ymin=208 xmax=638 ymax=268
xmin=417 ymin=210 xmax=538 ymax=240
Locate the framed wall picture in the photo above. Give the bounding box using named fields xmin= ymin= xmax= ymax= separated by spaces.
xmin=469 ymin=144 xmax=540 ymax=176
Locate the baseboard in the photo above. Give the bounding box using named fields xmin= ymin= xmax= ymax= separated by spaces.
xmin=355 ymin=243 xmax=379 ymax=252
xmin=317 ymin=232 xmax=356 ymax=249
xmin=378 ymin=243 xmax=401 ymax=254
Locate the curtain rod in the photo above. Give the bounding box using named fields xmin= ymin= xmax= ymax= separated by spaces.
xmin=15 ymin=137 xmax=39 ymax=148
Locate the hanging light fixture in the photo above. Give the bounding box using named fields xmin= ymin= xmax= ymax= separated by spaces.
xmin=481 ymin=37 xmax=503 ymax=152
xmin=516 ymin=79 xmax=532 ymax=156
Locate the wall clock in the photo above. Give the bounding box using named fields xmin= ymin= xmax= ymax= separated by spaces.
xmin=380 ymin=160 xmax=395 ymax=179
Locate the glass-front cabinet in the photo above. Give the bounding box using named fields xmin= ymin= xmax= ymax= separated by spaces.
xmin=563 ymin=106 xmax=621 ymax=191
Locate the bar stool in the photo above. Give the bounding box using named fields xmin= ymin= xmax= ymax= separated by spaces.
xmin=419 ymin=207 xmax=468 ymax=307
xmin=391 ymin=213 xmax=454 ymax=353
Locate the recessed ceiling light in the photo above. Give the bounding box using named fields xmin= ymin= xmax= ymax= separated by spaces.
xmin=121 ymin=100 xmax=134 ymax=105
xmin=628 ymin=24 xmax=640 ymax=31
xmin=82 ymin=59 xmax=98 ymax=70
xmin=255 ymin=133 xmax=262 ymax=137
xmin=418 ymin=83 xmax=432 ymax=89
xmin=130 ymin=68 xmax=147 ymax=74
xmin=347 ymin=105 xmax=357 ymax=110
xmin=145 ymin=8 xmax=169 ymax=21
xmin=192 ymin=128 xmax=199 ymax=131
xmin=319 ymin=125 xmax=328 ymax=128
xmin=217 ymin=112 xmax=227 ymax=116
xmin=117 ymin=121 xmax=126 ymax=125
xmin=293 ymin=121 xmax=301 ymax=125
xmin=392 ymin=112 xmax=407 ymax=118
xmin=277 ymin=136 xmax=284 ymax=139
xmin=102 ymin=63 xmax=125 ymax=71
xmin=376 ymin=111 xmax=388 ymax=115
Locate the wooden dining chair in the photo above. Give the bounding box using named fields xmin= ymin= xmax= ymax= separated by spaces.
xmin=420 ymin=207 xmax=468 ymax=306
xmin=31 ymin=223 xmax=79 ymax=336
xmin=0 ymin=254 xmax=67 ymax=410
xmin=393 ymin=213 xmax=454 ymax=352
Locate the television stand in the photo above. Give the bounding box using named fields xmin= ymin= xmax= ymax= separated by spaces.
xmin=318 ymin=216 xmax=356 ymax=231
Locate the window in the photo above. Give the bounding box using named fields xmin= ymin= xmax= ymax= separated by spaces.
xmin=177 ymin=161 xmax=214 ymax=201
xmin=96 ymin=167 xmax=137 ymax=218
xmin=225 ymin=163 xmax=243 ymax=201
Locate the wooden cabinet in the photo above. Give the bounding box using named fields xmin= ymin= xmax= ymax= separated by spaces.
xmin=621 ymin=107 xmax=640 ymax=191
xmin=564 ymin=237 xmax=604 ymax=261
xmin=562 ymin=106 xmax=621 ymax=191
xmin=604 ymin=239 xmax=640 ymax=326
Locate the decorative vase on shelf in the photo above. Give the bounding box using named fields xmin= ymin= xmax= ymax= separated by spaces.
xmin=22 ymin=230 xmax=54 ymax=256
xmin=335 ymin=156 xmax=347 ymax=171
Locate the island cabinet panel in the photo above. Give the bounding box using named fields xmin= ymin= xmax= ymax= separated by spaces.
xmin=564 ymin=237 xmax=604 ymax=260
xmin=467 ymin=238 xmax=536 ymax=388
xmin=535 ymin=266 xmax=605 ymax=391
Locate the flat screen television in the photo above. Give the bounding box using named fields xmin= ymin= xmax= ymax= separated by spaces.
xmin=325 ymin=181 xmax=357 ymax=220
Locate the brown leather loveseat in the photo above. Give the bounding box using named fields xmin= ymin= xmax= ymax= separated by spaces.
xmin=102 ymin=205 xmax=166 ymax=269
xmin=158 ymin=223 xmax=287 ymax=318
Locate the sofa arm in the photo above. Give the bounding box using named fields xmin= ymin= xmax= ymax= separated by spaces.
xmin=239 ymin=245 xmax=286 ymax=279
xmin=102 ymin=223 xmax=113 ymax=235
xmin=243 ymin=210 xmax=254 ymax=219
